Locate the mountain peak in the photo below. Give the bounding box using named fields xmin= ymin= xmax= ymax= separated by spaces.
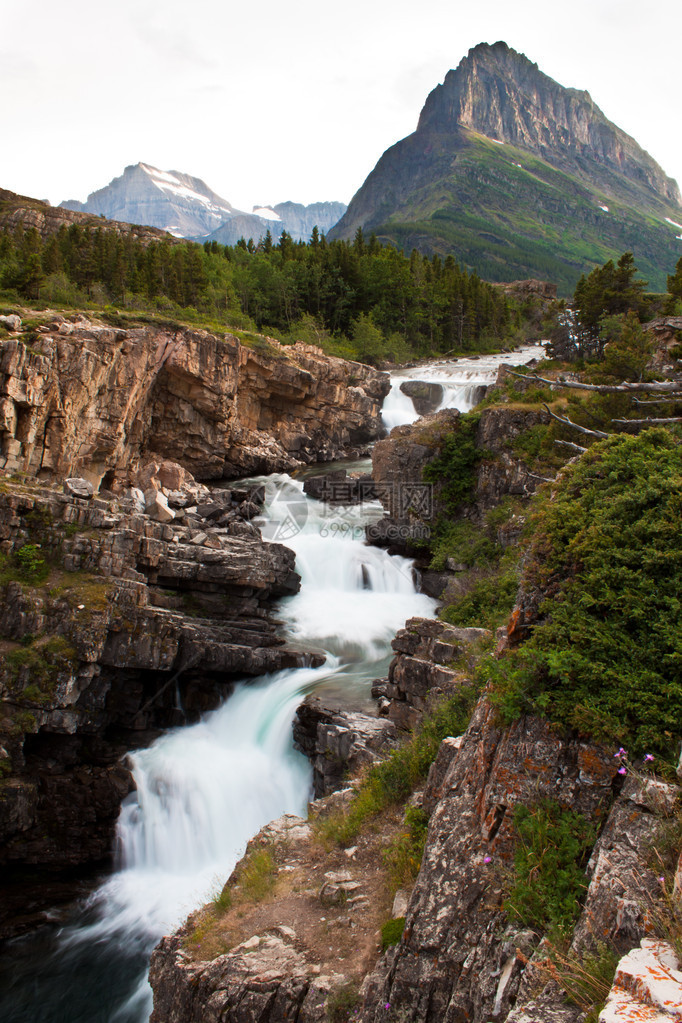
xmin=416 ymin=42 xmax=680 ymax=207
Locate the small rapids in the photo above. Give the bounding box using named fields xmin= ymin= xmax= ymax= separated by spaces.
xmin=381 ymin=343 xmax=546 ymax=430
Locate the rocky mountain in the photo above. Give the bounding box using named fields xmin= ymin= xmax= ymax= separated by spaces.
xmin=60 ymin=163 xmax=347 ymax=244
xmin=329 ymin=42 xmax=682 ymax=294
xmin=204 ymin=200 xmax=348 ymax=246
xmin=61 ymin=163 xmax=241 ymax=239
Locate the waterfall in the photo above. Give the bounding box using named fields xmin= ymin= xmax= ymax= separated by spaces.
xmin=2 ymin=340 xmax=543 ymax=1021
xmin=381 ymin=343 xmax=546 ymax=429
xmin=0 ymin=476 xmax=434 ymax=1023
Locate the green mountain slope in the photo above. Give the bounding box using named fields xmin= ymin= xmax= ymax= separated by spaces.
xmin=330 ymin=43 xmax=682 ymax=295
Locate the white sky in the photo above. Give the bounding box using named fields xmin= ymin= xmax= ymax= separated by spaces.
xmin=1 ymin=0 xmax=681 ymax=213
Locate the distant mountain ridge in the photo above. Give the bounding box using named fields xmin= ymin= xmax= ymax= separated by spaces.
xmin=61 ymin=164 xmax=347 ymax=244
xmin=329 ymin=42 xmax=682 ymax=293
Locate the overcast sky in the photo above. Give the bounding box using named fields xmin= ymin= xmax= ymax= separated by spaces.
xmin=2 ymin=0 xmax=681 ymax=214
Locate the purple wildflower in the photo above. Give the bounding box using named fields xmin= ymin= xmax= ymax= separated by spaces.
xmin=658 ymin=876 xmax=665 ymax=885
xmin=483 ymin=855 xmax=492 ymax=864
xmin=644 ymin=753 xmax=655 ymax=762
xmin=615 ymin=747 xmax=627 ymax=758
xmin=384 ymin=1005 xmax=391 ymax=1011
xmin=618 ymin=766 xmax=627 ymax=775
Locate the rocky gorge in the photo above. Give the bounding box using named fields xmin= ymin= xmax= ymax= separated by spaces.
xmin=0 ymin=313 xmax=388 ymax=933
xmin=1 ymin=324 xmax=681 ymax=1023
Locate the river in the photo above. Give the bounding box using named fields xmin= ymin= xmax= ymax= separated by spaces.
xmin=0 ymin=343 xmax=543 ymax=1023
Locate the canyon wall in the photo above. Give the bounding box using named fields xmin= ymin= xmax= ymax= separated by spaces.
xmin=0 ymin=313 xmax=389 ymax=488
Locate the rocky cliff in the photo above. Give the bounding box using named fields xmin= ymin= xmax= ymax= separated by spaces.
xmin=0 ymin=470 xmax=306 ymax=912
xmin=0 ymin=313 xmax=389 ymax=488
xmin=329 ymin=42 xmax=682 ymax=294
xmin=148 ymin=612 xmax=678 ymax=1023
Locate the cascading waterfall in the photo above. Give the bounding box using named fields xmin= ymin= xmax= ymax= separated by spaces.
xmin=382 ymin=343 xmax=547 ymax=428
xmin=0 ymin=475 xmax=434 ymax=1023
xmin=3 ymin=341 xmax=542 ymax=1021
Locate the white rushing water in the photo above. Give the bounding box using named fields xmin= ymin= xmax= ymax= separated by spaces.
xmin=4 ymin=341 xmax=534 ymax=1021
xmin=382 ymin=343 xmax=547 ymax=430
xmin=0 ymin=475 xmax=434 ymax=1023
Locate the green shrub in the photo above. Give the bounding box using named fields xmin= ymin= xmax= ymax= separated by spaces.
xmin=505 ymin=800 xmax=596 ymax=940
xmin=428 ymin=520 xmax=500 ymax=572
xmin=441 ymin=570 xmax=519 ymax=631
xmin=380 ymin=916 xmax=406 ymax=950
xmin=10 ymin=543 xmax=49 ymax=583
xmin=423 ymin=413 xmax=483 ymax=513
xmin=490 ymin=429 xmax=682 ymax=759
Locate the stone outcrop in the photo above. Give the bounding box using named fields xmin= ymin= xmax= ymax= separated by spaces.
xmin=372 ymin=617 xmax=490 ymax=730
xmin=599 ymin=939 xmax=682 ymax=1023
xmin=0 ymin=473 xmax=307 ymax=900
xmin=399 ymin=380 xmax=444 ymax=416
xmin=293 ymin=695 xmax=398 ymax=797
xmin=359 ymin=699 xmax=668 ymax=1023
xmin=0 ymin=314 xmax=389 ymax=486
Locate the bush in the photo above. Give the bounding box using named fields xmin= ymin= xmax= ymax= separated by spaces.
xmin=381 ymin=917 xmax=406 ymax=950
xmin=423 ymin=413 xmax=482 ymax=514
xmin=440 ymin=570 xmax=518 ymax=631
xmin=12 ymin=543 xmax=49 ymax=583
xmin=505 ymin=800 xmax=596 ymax=940
xmin=491 ymin=429 xmax=682 ymax=759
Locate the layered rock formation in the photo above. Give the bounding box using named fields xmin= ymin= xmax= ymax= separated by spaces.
xmin=0 ymin=313 xmax=389 ymax=487
xmin=329 ymin=42 xmax=682 ymax=293
xmin=368 ymin=403 xmax=548 ymax=553
xmin=0 ymin=472 xmax=305 ymax=915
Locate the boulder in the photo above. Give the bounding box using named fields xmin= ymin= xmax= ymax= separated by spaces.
xmin=64 ymin=477 xmax=94 ymax=499
xmin=144 ymin=488 xmax=176 ymax=523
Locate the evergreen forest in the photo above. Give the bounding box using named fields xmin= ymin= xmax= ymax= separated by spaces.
xmin=0 ymin=224 xmax=520 ymax=363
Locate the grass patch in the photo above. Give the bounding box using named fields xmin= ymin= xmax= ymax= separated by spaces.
xmin=383 ymin=804 xmax=430 ymax=892
xmin=4 ymin=635 xmax=78 ymax=701
xmin=504 ymin=800 xmax=596 ymax=942
xmin=48 ymin=571 xmax=113 ymax=610
xmin=327 ymin=981 xmax=360 ymax=1023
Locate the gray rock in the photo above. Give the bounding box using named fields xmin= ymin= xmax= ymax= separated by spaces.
xmin=144 ymin=489 xmax=175 ymax=523
xmin=0 ymin=314 xmax=21 ymax=332
xmin=64 ymin=477 xmax=94 ymax=499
